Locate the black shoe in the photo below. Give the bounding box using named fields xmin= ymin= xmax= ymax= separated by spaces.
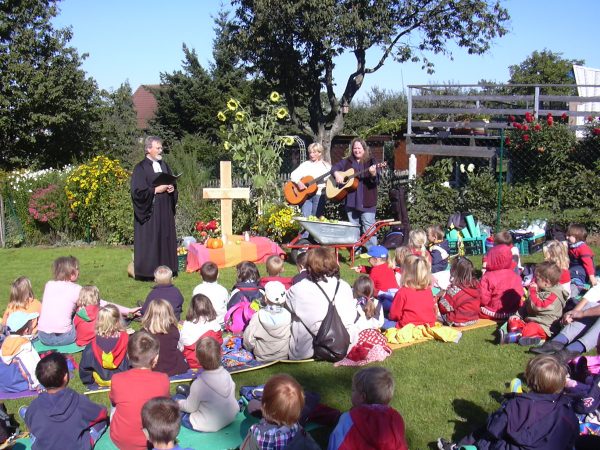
xmin=530 ymin=340 xmax=564 ymax=355
xmin=518 ymin=336 xmax=542 ymax=347
xmin=437 ymin=438 xmax=457 ymax=450
xmin=555 ymin=349 xmax=581 ymax=364
xmin=176 ymin=383 xmax=191 ymax=397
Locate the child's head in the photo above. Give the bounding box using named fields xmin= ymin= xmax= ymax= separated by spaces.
xmin=265 ymin=255 xmax=285 ymax=277
xmin=154 ymin=265 xmax=173 ymax=285
xmin=566 ymin=223 xmax=587 ymax=243
xmin=450 ymin=256 xmax=477 ymax=289
xmin=142 ymin=397 xmax=181 ymax=447
xmin=364 ymin=245 xmax=389 ymax=266
xmin=36 ymin=352 xmax=69 ymax=390
xmin=394 ymin=246 xmax=412 ymax=268
xmin=195 ymin=336 xmax=222 ymax=370
xmin=402 ymin=255 xmax=431 ymax=289
xmin=236 ymin=261 xmax=260 ymax=283
xmin=77 ymin=285 xmax=100 ymax=308
xmin=186 ymin=294 xmax=217 ymax=323
xmin=426 ymin=225 xmax=445 ymax=244
xmin=52 ymin=256 xmax=79 ymax=281
xmin=408 ymin=229 xmax=427 ymax=250
xmin=6 ymin=311 xmax=38 ymax=335
xmin=141 ymin=299 xmax=178 ymax=334
xmin=128 ymin=330 xmax=160 ymax=369
xmin=535 ymin=261 xmax=561 ymax=288
xmin=525 ymin=355 xmax=567 ymax=394
xmin=295 ymin=251 xmax=307 ymax=271
xmin=352 ymin=275 xmax=376 ymax=319
xmin=542 ymin=240 xmax=569 ymax=270
xmin=9 ymin=276 xmax=34 ymax=308
xmin=261 ymin=374 xmax=305 ymax=427
xmin=200 ymin=261 xmax=219 ymax=283
xmin=95 ymin=304 xmax=124 ymax=338
xmin=264 ymin=281 xmax=287 ymax=306
xmin=351 ymin=367 xmax=394 ymax=407
xmin=494 ymin=230 xmax=513 ymax=246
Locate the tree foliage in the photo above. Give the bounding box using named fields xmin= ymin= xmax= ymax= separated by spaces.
xmin=226 ymin=0 xmax=509 ymax=160
xmin=0 ymin=0 xmax=99 ymax=168
xmin=343 ymin=87 xmax=407 ymax=136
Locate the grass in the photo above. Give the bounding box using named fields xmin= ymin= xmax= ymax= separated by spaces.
xmin=0 ymin=245 xmax=596 ymax=449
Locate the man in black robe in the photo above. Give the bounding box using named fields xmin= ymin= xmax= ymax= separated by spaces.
xmin=131 ymin=136 xmax=178 ymax=280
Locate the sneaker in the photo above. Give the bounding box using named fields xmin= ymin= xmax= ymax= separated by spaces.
xmin=518 ymin=336 xmax=542 ymax=347
xmin=498 ymin=328 xmax=521 ymax=345
xmin=530 ymin=340 xmax=564 ymax=354
xmin=509 ymin=378 xmax=523 ymax=393
xmin=437 ymin=437 xmax=458 ymax=450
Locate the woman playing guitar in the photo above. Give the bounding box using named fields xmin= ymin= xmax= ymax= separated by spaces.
xmin=331 ymin=138 xmax=380 ymax=248
xmin=288 ymin=143 xmax=331 ymax=219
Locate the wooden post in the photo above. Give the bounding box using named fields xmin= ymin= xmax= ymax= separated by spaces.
xmin=202 ymin=161 xmax=250 ymax=238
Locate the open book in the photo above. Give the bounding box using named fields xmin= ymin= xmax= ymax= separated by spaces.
xmin=152 ymin=172 xmax=182 ymax=186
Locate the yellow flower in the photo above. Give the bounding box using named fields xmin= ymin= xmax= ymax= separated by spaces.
xmin=217 ymin=111 xmax=227 ymax=121
xmin=283 ymin=136 xmax=294 ymax=146
xmin=235 ymin=111 xmax=245 ymax=121
xmin=269 ymin=91 xmax=281 ymax=102
xmin=276 ymin=107 xmax=288 ymax=119
xmin=226 ymin=99 xmax=239 ymax=111
xmin=224 ymin=141 xmax=231 ymax=151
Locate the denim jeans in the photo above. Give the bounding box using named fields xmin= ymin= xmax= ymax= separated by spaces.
xmin=38 ymin=326 xmax=76 ymax=346
xmin=301 ymin=194 xmax=326 ymax=219
xmin=347 ymin=209 xmax=377 ymax=247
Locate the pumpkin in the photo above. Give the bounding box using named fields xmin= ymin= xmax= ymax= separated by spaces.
xmin=211 ymin=238 xmax=224 ymax=249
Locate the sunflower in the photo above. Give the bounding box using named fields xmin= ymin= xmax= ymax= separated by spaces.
xmin=227 ymin=99 xmax=239 ymax=111
xmin=276 ymin=107 xmax=288 ymax=119
xmin=283 ymin=136 xmax=295 ymax=146
xmin=269 ymin=91 xmax=281 ymax=102
xmin=217 ymin=111 xmax=227 ymax=121
xmin=235 ymin=111 xmax=245 ymax=121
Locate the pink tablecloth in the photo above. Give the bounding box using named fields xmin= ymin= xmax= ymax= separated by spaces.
xmin=186 ymin=236 xmax=285 ymax=271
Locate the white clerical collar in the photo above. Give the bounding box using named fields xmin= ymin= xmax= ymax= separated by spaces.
xmin=147 ymin=156 xmax=162 ymax=173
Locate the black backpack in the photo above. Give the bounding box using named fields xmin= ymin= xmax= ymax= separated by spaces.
xmin=0 ymin=403 xmax=19 ymax=445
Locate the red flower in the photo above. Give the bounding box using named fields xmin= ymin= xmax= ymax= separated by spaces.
xmin=561 ymin=113 xmax=568 ymax=122
xmin=593 ymin=128 xmax=600 ymax=136
xmin=547 ymin=117 xmax=553 ymax=126
xmin=522 ymin=124 xmax=529 ymax=131
xmin=206 ymin=220 xmax=218 ymax=231
xmin=523 ymin=134 xmax=530 ymax=142
xmin=508 ymin=115 xmax=515 ymax=122
xmin=525 ymin=112 xmax=534 ymax=123
xmin=512 ymin=122 xmax=521 ymax=129
xmin=504 ymin=137 xmax=511 ymax=146
xmin=587 ymin=115 xmax=594 ymax=123
xmin=195 ymin=221 xmax=205 ymax=231
xmin=533 ymin=124 xmax=541 ymax=131
xmin=546 ymin=112 xmax=553 ymax=118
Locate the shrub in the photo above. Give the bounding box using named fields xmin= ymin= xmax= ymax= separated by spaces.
xmin=253 ymin=202 xmax=300 ymax=243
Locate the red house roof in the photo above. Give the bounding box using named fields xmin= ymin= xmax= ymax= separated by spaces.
xmin=132 ymin=85 xmax=161 ymax=130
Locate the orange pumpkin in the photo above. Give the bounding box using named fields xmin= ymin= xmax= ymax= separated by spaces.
xmin=205 ymin=237 xmax=214 ymax=248
xmin=211 ymin=238 xmax=223 ymax=249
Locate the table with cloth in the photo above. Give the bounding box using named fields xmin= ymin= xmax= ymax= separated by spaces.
xmin=186 ymin=236 xmax=285 ymax=271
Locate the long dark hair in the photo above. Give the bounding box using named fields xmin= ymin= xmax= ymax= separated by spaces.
xmin=450 ymin=257 xmax=478 ymax=289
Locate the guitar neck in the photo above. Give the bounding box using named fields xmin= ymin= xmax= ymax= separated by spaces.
xmin=345 ymin=162 xmax=386 ymax=181
xmin=305 ymin=172 xmax=330 ymax=187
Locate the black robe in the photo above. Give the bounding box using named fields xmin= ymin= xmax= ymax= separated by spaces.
xmin=131 ymin=158 xmax=178 ymax=280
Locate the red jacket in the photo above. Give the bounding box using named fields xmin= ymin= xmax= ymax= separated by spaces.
xmin=182 ymin=329 xmax=223 ymax=369
xmin=480 ymin=245 xmax=524 ymax=319
xmin=569 ymin=242 xmax=595 ymax=277
xmin=359 ymin=263 xmax=399 ymax=295
xmin=259 ymin=276 xmax=293 ymax=290
xmin=74 ymin=305 xmax=100 ymax=347
xmin=438 ymin=283 xmax=481 ymax=325
xmin=389 ymin=286 xmax=436 ymax=328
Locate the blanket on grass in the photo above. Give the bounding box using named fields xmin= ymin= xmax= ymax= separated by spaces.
xmin=32 ymin=341 xmax=84 ymax=354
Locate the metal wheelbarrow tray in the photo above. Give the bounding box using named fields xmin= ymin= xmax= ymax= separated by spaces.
xmin=292 ymin=217 xmax=360 ymax=244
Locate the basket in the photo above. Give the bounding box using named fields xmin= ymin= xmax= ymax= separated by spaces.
xmin=447 ymin=234 xmax=488 ymax=256
xmin=293 ymin=217 xmax=360 ymax=244
xmin=515 ymin=233 xmax=545 ymax=255
xmin=177 ymin=254 xmax=187 ymax=272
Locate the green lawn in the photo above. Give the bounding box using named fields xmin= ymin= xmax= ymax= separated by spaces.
xmin=0 ymin=246 xmax=594 ymax=449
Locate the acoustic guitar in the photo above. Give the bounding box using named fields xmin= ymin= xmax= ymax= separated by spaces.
xmin=325 ymin=162 xmax=387 ymax=202
xmin=283 ymin=172 xmax=331 ymax=205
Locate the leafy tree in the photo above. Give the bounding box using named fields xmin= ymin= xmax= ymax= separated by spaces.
xmin=226 ymin=0 xmax=509 ymax=160
xmin=343 ymin=87 xmax=407 ymax=136
xmin=0 ymin=0 xmax=100 ymax=168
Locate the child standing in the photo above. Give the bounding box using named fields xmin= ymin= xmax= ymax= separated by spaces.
xmin=437 ymin=355 xmax=579 ymax=450
xmin=566 ymin=223 xmax=597 ymax=289
xmin=352 ymin=245 xmax=398 ymax=296
xmin=142 ymin=299 xmax=189 ymax=376
xmin=178 ymin=294 xmax=222 ymax=369
xmin=438 ymin=257 xmax=481 ymax=327
xmin=328 ymin=367 xmax=408 ymax=450
xmin=176 ymin=337 xmax=239 ymax=432
xmin=228 ymin=261 xmax=265 ymax=309
xmin=23 ymin=352 xmax=109 ymax=450
xmin=73 ymin=285 xmax=101 ymax=347
xmin=141 ymin=397 xmax=194 ymax=450
xmin=110 ymin=331 xmax=170 ymax=450
xmin=192 ymin=261 xmax=229 ymax=325
xmin=243 ymin=281 xmax=291 ymax=361
xmin=79 ymin=304 xmax=129 ymax=386
xmin=259 ymin=255 xmax=293 ymax=290
xmin=241 ymin=374 xmax=320 ymax=450
xmin=388 ymin=255 xmax=436 ymax=328
xmin=479 ymin=244 xmax=524 ymax=320
xmin=140 ymin=265 xmax=184 ymax=321
xmin=543 ymin=240 xmax=571 ymax=296
xmin=0 ymin=312 xmax=40 ymax=392
xmin=2 ymin=277 xmax=42 ymax=335
xmin=427 ymin=225 xmax=451 ymax=289
xmin=37 ymin=256 xmax=81 ymax=345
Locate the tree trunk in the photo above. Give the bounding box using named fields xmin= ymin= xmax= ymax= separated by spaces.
xmin=315 ymin=110 xmax=345 ymax=163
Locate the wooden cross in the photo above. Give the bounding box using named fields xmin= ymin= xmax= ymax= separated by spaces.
xmin=203 ymin=161 xmax=250 ymax=239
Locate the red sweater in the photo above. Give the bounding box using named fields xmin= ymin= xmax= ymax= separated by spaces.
xmin=259 ymin=276 xmax=293 ymax=290
xmin=438 ymin=283 xmax=481 ymax=325
xmin=73 ymin=304 xmax=99 ymax=346
xmin=360 ymin=263 xmax=399 ymax=294
xmin=569 ymin=242 xmax=595 ymax=277
xmin=389 ymin=286 xmax=436 ymax=328
xmin=109 ymin=368 xmax=170 ymax=450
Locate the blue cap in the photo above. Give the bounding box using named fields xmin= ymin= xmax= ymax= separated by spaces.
xmin=362 ymin=245 xmax=388 ymax=259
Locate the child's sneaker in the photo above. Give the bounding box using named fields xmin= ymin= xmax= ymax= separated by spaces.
xmin=509 ymin=378 xmax=523 ymax=393
xmin=437 ymin=437 xmax=458 ymax=450
xmin=498 ymin=328 xmax=521 ymax=344
xmin=518 ymin=336 xmax=542 ymax=346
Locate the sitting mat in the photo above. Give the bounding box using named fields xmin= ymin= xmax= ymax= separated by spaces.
xmin=33 ymin=340 xmax=84 ymax=354
xmin=0 ymin=389 xmax=38 ymax=400
xmin=84 ymin=369 xmax=202 ymax=395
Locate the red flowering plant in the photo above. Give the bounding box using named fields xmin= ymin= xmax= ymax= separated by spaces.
xmin=28 ymin=184 xmax=72 ymax=231
xmin=505 ymin=111 xmax=576 ymax=182
xmin=194 ymin=219 xmax=221 ymax=243
xmin=573 ymin=115 xmax=600 ymax=171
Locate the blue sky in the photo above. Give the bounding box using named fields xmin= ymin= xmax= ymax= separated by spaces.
xmin=52 ymin=0 xmax=600 ymax=100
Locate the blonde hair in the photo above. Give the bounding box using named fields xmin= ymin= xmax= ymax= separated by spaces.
xmin=265 ymin=255 xmax=284 ymax=277
xmin=142 ymin=299 xmax=178 ymax=334
xmin=525 ymin=355 xmax=567 ymax=394
xmin=307 ymin=142 xmax=326 ymax=162
xmin=408 ymin=230 xmax=428 ymax=258
xmin=353 ymin=367 xmax=394 ymax=405
xmin=543 ymin=240 xmax=569 ymax=271
xmin=394 ymin=246 xmax=412 ymax=269
xmin=426 ymin=225 xmax=445 ymax=243
xmin=9 ymin=276 xmax=35 ymax=310
xmin=95 ymin=304 xmax=124 ymax=338
xmin=154 ymin=265 xmax=173 ymax=285
xmin=402 ymin=255 xmax=431 ymax=289
xmin=261 ymin=374 xmax=305 ymax=427
xmin=77 ymin=285 xmax=100 ymax=308
xmin=52 ymin=256 xmax=79 ymax=281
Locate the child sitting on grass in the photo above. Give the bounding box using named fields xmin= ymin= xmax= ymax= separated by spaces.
xmin=23 ymin=352 xmax=109 ymax=450
xmin=176 ymin=337 xmax=239 ymax=432
xmin=228 ymin=261 xmax=265 ymax=309
xmin=542 ymin=239 xmax=571 ymax=296
xmin=566 ymin=223 xmax=597 ymax=293
xmin=393 ymin=246 xmax=412 ymax=287
xmin=438 ymin=256 xmax=480 ymax=327
xmin=0 ymin=312 xmax=40 ymax=392
xmin=328 ymin=367 xmax=407 ymax=450
xmin=437 ymin=355 xmax=579 ymax=450
xmin=2 ymin=276 xmax=41 ymax=336
xmin=291 ymin=251 xmax=309 ymax=286
xmin=140 ymin=265 xmax=185 ymax=321
xmin=352 ymin=275 xmax=384 ymax=332
xmin=259 ymin=255 xmax=293 ymax=290
xmin=241 ymin=374 xmax=320 ymax=450
xmin=141 ymin=397 xmax=194 ymax=450
xmin=352 ymin=245 xmax=398 ymax=296
xmin=178 ymin=294 xmax=222 ymax=369
xmin=427 ymin=224 xmax=451 ymax=289
xmin=74 ymin=285 xmax=101 ymax=347
xmin=192 ymin=261 xmax=229 ymax=325
xmin=408 ymin=229 xmax=431 ymax=263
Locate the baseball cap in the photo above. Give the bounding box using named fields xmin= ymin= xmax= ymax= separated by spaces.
xmin=264 ymin=281 xmax=287 ymax=305
xmin=6 ymin=312 xmax=39 ymax=333
xmin=360 ymin=245 xmax=389 ymax=259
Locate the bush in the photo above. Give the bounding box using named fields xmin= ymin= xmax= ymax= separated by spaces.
xmin=253 ymin=202 xmax=300 ymax=244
